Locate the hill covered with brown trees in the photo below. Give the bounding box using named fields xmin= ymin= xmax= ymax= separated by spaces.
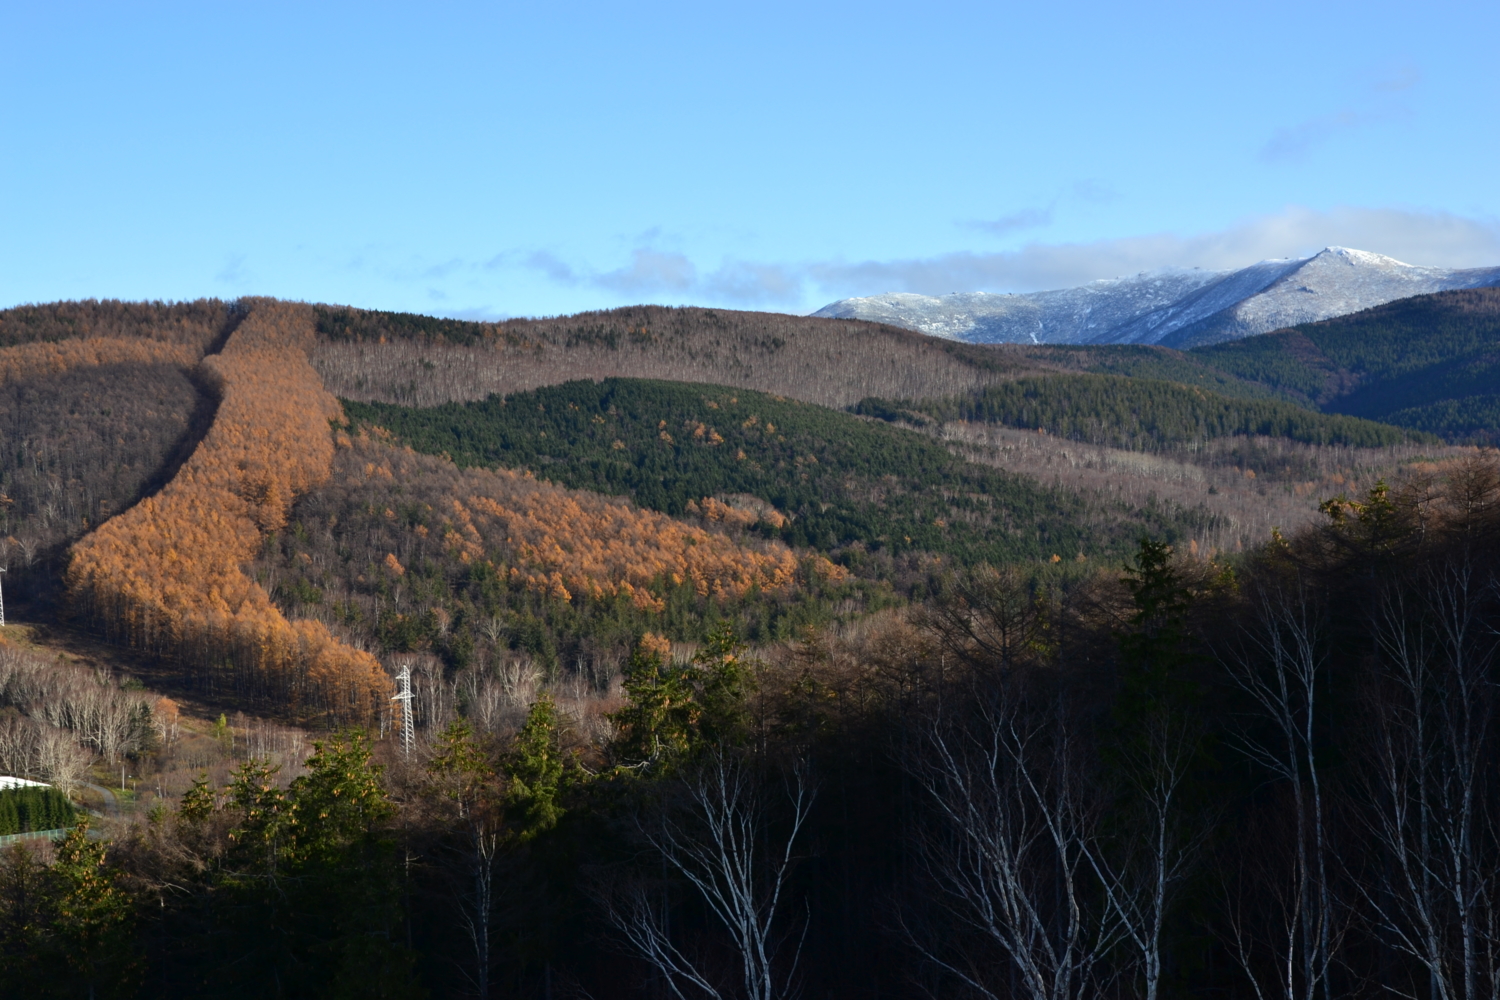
xmin=309 ymin=302 xmax=1023 ymax=409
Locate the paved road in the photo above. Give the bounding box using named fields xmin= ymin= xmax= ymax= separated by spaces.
xmin=80 ymin=782 xmax=121 ymax=820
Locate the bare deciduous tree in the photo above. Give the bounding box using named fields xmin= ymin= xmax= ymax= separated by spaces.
xmin=908 ymin=695 xmax=1118 ymax=1000
xmin=0 ymin=713 xmax=39 ymax=777
xmin=34 ymin=724 xmax=93 ymax=797
xmin=0 ymin=643 xmax=149 ymax=791
xmin=915 ymin=564 xmax=1054 ymax=674
xmin=603 ymin=749 xmax=815 ymax=1000
xmin=1220 ymin=584 xmax=1338 ymax=1000
xmin=1351 ymin=561 xmax=1500 ymax=1000
xmin=454 ymin=658 xmax=542 ymax=736
xmin=458 ymin=826 xmax=500 ymax=1000
xmin=1090 ymin=713 xmax=1204 ymax=1000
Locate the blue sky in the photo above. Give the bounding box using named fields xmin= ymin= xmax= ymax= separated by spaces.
xmin=3 ymin=0 xmax=1497 ymax=319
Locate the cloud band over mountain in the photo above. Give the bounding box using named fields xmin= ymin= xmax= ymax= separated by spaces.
xmin=521 ymin=205 xmax=1500 ymax=311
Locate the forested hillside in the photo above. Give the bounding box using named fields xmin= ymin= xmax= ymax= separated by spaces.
xmin=0 ymin=295 xmax=1476 ymax=660
xmin=3 ymin=451 xmax=1497 ymax=1000
xmin=306 ymin=295 xmax=1500 ymax=452
xmin=65 ymin=300 xmax=390 ymax=723
xmin=252 ymin=434 xmax=863 ymax=693
xmin=0 ymin=358 xmax=209 ymax=611
xmin=1189 ymin=287 xmax=1500 ymax=440
xmin=856 ymin=373 xmax=1421 ymax=450
xmin=1000 ymin=341 xmax=1299 ymax=401
xmin=341 ymin=378 xmax=1212 ymax=568
xmin=310 ymin=302 xmax=1017 ymax=408
xmin=0 ymin=300 xmax=244 ymax=612
xmin=0 ymin=299 xmax=233 ymax=352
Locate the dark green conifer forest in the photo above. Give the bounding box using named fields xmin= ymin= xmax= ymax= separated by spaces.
xmin=1188 ymin=288 xmax=1500 ymax=440
xmin=0 ymin=785 xmax=75 ymax=835
xmin=854 ymin=373 xmax=1421 ymax=450
xmin=341 ymin=377 xmax=1211 ymax=565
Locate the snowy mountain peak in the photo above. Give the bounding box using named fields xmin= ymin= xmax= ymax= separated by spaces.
xmin=1317 ymin=246 xmax=1411 ymax=267
xmin=812 ymin=248 xmax=1500 ymax=348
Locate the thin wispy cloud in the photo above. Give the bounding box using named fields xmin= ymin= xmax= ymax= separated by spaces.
xmin=594 ymin=249 xmax=697 ymax=294
xmin=421 ymin=259 xmax=466 ymax=280
xmin=520 ymin=247 xmax=804 ymax=305
xmin=1262 ymin=110 xmax=1364 ymax=162
xmin=521 ymin=251 xmax=577 ymax=284
xmin=1260 ymin=63 xmax=1422 ymax=163
xmin=701 ymin=261 xmax=803 ymax=304
xmin=964 ymin=183 xmax=1119 ymax=239
xmin=442 ymin=306 xmax=513 ymax=322
xmin=216 ymin=253 xmax=249 ymax=285
xmin=970 ymin=207 xmax=1054 ymax=236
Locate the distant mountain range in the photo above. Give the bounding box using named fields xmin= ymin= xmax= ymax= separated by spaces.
xmin=813 ymin=247 xmax=1500 ymax=348
xmin=294 ymin=288 xmax=1499 ymax=445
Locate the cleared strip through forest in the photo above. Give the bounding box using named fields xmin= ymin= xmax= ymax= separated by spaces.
xmin=65 ymin=300 xmax=391 ymax=723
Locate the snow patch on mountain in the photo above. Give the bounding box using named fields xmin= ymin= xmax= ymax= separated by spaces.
xmin=813 ymin=248 xmax=1500 ymax=347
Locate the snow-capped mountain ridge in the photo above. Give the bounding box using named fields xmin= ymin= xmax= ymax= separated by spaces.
xmin=812 ymin=248 xmax=1500 ymax=348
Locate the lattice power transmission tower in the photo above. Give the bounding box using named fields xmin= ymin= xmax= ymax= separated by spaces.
xmin=392 ymin=662 xmax=415 ymax=760
xmin=0 ymin=567 xmax=7 ymax=629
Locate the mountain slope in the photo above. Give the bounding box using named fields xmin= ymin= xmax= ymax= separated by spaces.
xmin=1189 ymin=287 xmax=1500 ymax=441
xmin=0 ymin=360 xmax=205 ymax=610
xmin=311 ymin=303 xmax=1020 ymax=409
xmin=814 ymin=248 xmax=1500 ymax=347
xmin=853 ymin=374 xmax=1421 ymax=452
xmin=0 ymin=298 xmax=234 ymax=352
xmin=997 ymin=343 xmax=1304 ymax=403
xmin=340 ymin=378 xmax=1215 ymax=567
xmin=255 ymin=432 xmax=841 ymax=658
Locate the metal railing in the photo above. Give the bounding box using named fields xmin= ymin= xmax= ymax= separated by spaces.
xmin=0 ymin=827 xmax=69 ymax=848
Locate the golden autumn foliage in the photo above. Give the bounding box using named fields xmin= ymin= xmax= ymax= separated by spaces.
xmin=804 ymin=553 xmax=851 ymax=583
xmin=338 ymin=434 xmax=799 ymax=612
xmin=637 ymin=632 xmax=672 ymax=660
xmin=684 ymin=495 xmax=789 ymax=531
xmin=0 ymin=337 xmax=199 ymax=385
xmin=688 ymin=496 xmax=759 ymax=529
xmin=66 ymin=300 xmax=391 ymax=722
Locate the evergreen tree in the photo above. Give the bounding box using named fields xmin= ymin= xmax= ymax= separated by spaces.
xmin=505 ymin=696 xmax=573 ymax=840
xmin=1117 ymin=536 xmax=1198 ymax=718
xmin=51 ymin=820 xmax=140 ymax=999
xmin=610 ymin=635 xmax=702 ymax=773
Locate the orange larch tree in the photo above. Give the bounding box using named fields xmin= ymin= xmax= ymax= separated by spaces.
xmin=66 ymin=300 xmax=391 ymax=723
